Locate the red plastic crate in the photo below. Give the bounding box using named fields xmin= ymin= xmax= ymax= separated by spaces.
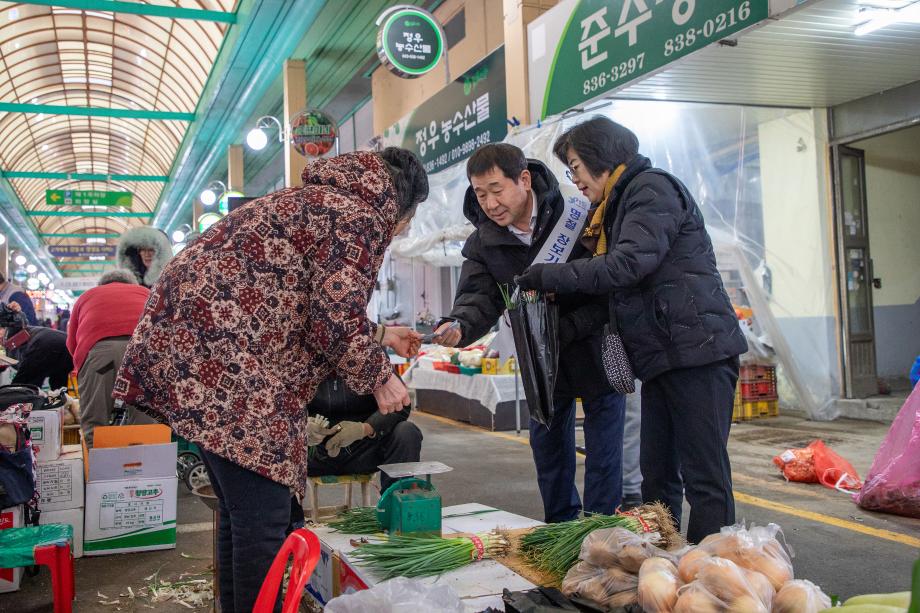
xmin=740 ymin=364 xmax=777 ymax=401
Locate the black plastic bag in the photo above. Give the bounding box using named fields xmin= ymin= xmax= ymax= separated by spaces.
xmin=507 ymin=289 xmax=559 ymax=428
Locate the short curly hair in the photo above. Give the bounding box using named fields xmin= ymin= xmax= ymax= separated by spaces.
xmin=553 ymin=116 xmax=639 ymax=179
xmin=99 ymin=268 xmax=139 ymax=286
xmin=380 ymin=147 xmax=429 ymax=220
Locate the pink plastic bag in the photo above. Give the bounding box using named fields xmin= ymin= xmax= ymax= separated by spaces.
xmin=855 ymin=385 xmax=920 ymax=518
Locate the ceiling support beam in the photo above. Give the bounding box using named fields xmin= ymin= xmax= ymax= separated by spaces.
xmin=26 ymin=211 xmax=153 ymax=218
xmin=40 ymin=233 xmax=121 ymax=238
xmin=2 ymin=171 xmax=170 ymax=182
xmin=19 ymin=0 xmax=236 ymax=23
xmin=0 ymin=102 xmax=194 ymax=121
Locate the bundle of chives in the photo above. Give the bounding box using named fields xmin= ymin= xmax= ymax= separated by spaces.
xmin=519 ymin=504 xmax=678 ymax=582
xmin=328 ymin=507 xmax=380 ymax=534
xmin=350 ymin=531 xmax=511 ymax=580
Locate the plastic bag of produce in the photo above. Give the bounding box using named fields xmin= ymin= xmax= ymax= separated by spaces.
xmin=325 ymin=576 xmax=465 ymax=613
xmin=673 ymin=582 xmax=728 ymax=613
xmin=695 ymin=523 xmax=793 ymax=590
xmin=505 ymin=288 xmax=559 ymax=428
xmin=638 ymin=557 xmax=682 ymax=612
xmin=772 ymin=445 xmax=818 ymax=483
xmin=695 ymin=557 xmax=771 ymax=612
xmin=773 ymin=579 xmax=831 ymax=613
xmin=580 ymin=526 xmax=675 ymax=573
xmin=854 ymin=384 xmax=920 ymax=518
xmin=810 ymin=439 xmax=862 ymax=493
xmin=561 ymin=560 xmax=639 ymax=608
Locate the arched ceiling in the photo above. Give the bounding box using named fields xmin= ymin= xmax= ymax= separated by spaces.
xmin=0 ymin=0 xmax=236 ymax=275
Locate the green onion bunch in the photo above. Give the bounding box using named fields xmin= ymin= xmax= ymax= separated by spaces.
xmin=350 ymin=531 xmax=511 ymax=579
xmin=520 ymin=514 xmax=648 ymax=582
xmin=327 ymin=506 xmax=381 ymax=534
xmin=498 ymin=284 xmax=540 ymax=310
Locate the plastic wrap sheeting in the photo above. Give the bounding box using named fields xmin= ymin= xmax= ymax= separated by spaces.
xmin=390 ymin=99 xmax=839 ymax=418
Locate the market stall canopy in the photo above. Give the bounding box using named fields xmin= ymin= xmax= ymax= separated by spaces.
xmin=0 ymin=0 xmax=237 ymax=277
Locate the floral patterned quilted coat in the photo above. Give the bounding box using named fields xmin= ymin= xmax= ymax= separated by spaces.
xmin=113 ymin=152 xmax=399 ymax=493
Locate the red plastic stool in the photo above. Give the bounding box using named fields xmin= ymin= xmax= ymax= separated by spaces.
xmin=0 ymin=524 xmax=74 ymax=613
xmin=34 ymin=542 xmax=75 ymax=613
xmin=252 ymin=528 xmax=321 ymax=613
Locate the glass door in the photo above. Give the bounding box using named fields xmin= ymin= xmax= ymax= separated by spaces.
xmin=833 ymin=145 xmax=877 ymax=398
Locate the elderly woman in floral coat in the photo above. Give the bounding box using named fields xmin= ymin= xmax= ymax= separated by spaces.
xmin=113 ymin=149 xmax=427 ymax=612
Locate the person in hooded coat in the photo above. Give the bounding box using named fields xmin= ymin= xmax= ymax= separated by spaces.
xmin=116 ymin=226 xmax=174 ymax=288
xmin=112 ymin=149 xmax=428 ymax=613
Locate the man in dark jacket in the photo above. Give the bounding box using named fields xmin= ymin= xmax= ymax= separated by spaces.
xmin=517 ymin=116 xmax=748 ymax=542
xmin=1 ymin=302 xmax=73 ymax=389
xmin=307 ymin=376 xmax=422 ymax=492
xmin=431 ymin=143 xmax=626 ymax=522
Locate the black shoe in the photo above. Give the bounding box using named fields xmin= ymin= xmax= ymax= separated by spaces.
xmin=621 ymin=494 xmax=643 ymax=510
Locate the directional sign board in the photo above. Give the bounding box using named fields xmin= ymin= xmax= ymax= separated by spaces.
xmin=48 ymin=245 xmax=117 ymax=259
xmin=46 ymin=190 xmax=133 ymax=208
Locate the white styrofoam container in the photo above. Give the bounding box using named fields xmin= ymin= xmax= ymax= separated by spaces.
xmin=35 ymin=447 xmax=84 ymax=511
xmin=40 ymin=507 xmax=84 ymax=558
xmin=0 ymin=506 xmax=23 ymax=593
xmin=28 ymin=408 xmax=63 ymax=462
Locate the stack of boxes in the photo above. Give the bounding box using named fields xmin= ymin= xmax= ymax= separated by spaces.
xmin=0 ymin=417 xmax=178 ymax=594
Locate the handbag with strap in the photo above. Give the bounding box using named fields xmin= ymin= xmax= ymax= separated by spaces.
xmin=600 ymin=297 xmax=636 ymax=395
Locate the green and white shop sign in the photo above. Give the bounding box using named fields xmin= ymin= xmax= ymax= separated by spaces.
xmin=528 ymin=0 xmax=772 ymax=120
xmin=373 ymin=46 xmax=508 ymax=175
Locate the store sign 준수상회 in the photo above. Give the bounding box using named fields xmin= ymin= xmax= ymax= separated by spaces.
xmin=534 ymin=0 xmax=769 ymax=119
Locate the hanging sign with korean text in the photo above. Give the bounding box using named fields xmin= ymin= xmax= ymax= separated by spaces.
xmin=372 ymin=46 xmax=507 ymax=175
xmin=45 ymin=189 xmax=133 ymax=208
xmin=529 ymin=0 xmax=769 ymax=119
xmin=377 ymin=7 xmax=444 ymax=78
xmin=48 ymin=244 xmax=117 ymax=259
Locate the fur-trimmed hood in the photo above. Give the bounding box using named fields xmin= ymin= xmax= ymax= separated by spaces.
xmin=116 ymin=226 xmax=173 ymax=287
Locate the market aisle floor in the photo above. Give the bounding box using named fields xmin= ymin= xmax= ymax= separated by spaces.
xmin=3 ymin=411 xmax=918 ymax=611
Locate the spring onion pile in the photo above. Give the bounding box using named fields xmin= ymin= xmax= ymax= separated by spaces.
xmin=350 ymin=531 xmax=511 ymax=579
xmin=327 ymin=507 xmax=380 ymax=534
xmin=520 ymin=504 xmax=679 ymax=582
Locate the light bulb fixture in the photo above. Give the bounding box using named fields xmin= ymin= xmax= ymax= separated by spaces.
xmin=14 ymin=254 xmax=26 ymax=266
xmin=245 ymin=116 xmax=284 ymax=151
xmin=200 ymin=180 xmax=227 ymax=207
xmin=172 ymin=223 xmax=192 ymax=244
xmin=37 ymin=273 xmax=50 ymax=284
xmin=25 ymin=264 xmax=37 ymax=274
xmin=26 ymin=278 xmax=39 ymax=291
xmin=0 ymin=234 xmax=5 ymax=246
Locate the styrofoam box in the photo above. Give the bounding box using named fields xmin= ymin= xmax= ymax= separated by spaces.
xmin=28 ymin=408 xmax=63 ymax=462
xmin=40 ymin=508 xmax=84 ymax=558
xmin=35 ymin=445 xmax=84 ymax=511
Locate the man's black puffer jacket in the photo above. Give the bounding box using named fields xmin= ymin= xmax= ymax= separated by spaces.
xmin=536 ymin=155 xmax=747 ymax=381
xmin=444 ymin=160 xmax=613 ymax=401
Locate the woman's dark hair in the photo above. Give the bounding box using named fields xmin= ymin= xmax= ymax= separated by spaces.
xmin=466 ymin=143 xmax=528 ymax=182
xmin=553 ymin=116 xmax=640 ymax=178
xmin=380 ymin=147 xmax=429 ymax=220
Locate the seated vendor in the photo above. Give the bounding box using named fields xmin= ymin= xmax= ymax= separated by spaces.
xmin=308 ymin=375 xmax=422 ymax=492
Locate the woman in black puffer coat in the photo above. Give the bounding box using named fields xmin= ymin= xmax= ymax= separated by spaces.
xmin=516 ymin=116 xmax=747 ymax=543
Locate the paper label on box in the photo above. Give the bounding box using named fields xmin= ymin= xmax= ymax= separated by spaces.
xmin=780 ymin=450 xmax=795 ymax=464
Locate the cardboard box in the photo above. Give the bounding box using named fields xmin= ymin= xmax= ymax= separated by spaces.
xmin=0 ymin=506 xmax=23 ymax=593
xmin=28 ymin=408 xmax=63 ymax=462
xmin=35 ymin=446 xmax=84 ymax=511
xmin=305 ymin=539 xmax=336 ymax=605
xmin=40 ymin=508 xmax=84 ymax=558
xmin=83 ymin=425 xmax=177 ymax=556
